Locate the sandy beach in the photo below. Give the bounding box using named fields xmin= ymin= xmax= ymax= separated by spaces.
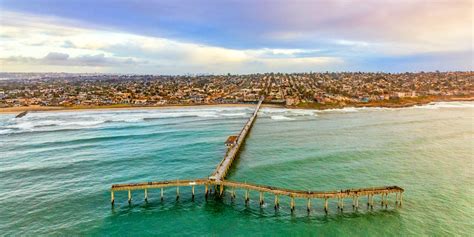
xmin=0 ymin=103 xmax=284 ymax=114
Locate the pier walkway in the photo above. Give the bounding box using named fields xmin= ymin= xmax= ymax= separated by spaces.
xmin=111 ymin=96 xmax=404 ymax=213
xmin=210 ymin=97 xmax=263 ymax=181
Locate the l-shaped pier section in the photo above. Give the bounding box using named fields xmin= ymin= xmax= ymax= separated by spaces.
xmin=111 ymin=96 xmax=404 ymax=213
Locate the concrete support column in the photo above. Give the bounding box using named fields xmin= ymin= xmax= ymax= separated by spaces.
xmin=307 ymin=199 xmax=311 ymax=212
xmin=192 ymin=186 xmax=195 ymax=201
xmin=161 ymin=188 xmax=164 ymax=201
xmin=245 ymin=189 xmax=249 ymax=204
xmin=176 ymin=186 xmax=180 ymax=201
xmin=274 ymin=195 xmax=279 ymax=209
xmin=290 ymin=196 xmax=295 ymax=212
xmin=128 ymin=189 xmax=132 ymax=204
xmin=144 ymin=189 xmax=148 ymax=202
xmin=259 ymin=192 xmax=264 ymax=206
xmin=324 ymin=198 xmax=328 ymax=213
xmin=111 ymin=191 xmax=115 ymax=205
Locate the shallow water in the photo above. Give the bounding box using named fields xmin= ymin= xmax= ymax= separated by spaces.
xmin=0 ymin=102 xmax=473 ymax=236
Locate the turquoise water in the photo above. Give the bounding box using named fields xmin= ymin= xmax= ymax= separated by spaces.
xmin=0 ymin=102 xmax=473 ymax=236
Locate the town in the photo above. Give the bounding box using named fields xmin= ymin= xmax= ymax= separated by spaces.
xmin=0 ymin=71 xmax=472 ymax=109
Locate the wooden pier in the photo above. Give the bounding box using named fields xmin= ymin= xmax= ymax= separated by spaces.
xmin=111 ymin=96 xmax=405 ymax=213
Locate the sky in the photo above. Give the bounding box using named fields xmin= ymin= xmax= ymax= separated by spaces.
xmin=0 ymin=0 xmax=472 ymax=74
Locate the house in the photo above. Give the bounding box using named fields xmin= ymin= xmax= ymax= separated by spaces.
xmin=225 ymin=135 xmax=238 ymax=147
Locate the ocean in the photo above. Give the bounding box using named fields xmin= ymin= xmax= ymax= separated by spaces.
xmin=0 ymin=102 xmax=473 ymax=236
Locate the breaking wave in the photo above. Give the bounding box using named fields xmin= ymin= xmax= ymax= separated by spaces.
xmin=0 ymin=107 xmax=255 ymax=134
xmin=270 ymin=115 xmax=295 ymax=120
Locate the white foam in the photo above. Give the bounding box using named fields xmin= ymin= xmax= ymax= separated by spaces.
xmin=415 ymin=101 xmax=474 ymax=110
xmin=317 ymin=107 xmax=360 ymax=113
xmin=221 ymin=113 xmax=248 ymax=117
xmin=288 ymin=109 xmax=317 ymax=116
xmin=271 ymin=115 xmax=295 ymax=120
xmin=0 ymin=129 xmax=13 ymax=135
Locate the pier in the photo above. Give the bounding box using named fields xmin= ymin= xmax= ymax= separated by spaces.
xmin=111 ymin=96 xmax=404 ymax=213
xmin=211 ymin=97 xmax=263 ymax=181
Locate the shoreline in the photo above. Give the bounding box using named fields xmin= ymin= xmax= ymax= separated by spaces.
xmin=0 ymin=103 xmax=283 ymax=114
xmin=0 ymin=96 xmax=472 ymax=114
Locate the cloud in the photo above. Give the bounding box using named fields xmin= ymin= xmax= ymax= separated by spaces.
xmin=0 ymin=1 xmax=472 ymax=74
xmin=1 ymin=52 xmax=141 ymax=67
xmin=62 ymin=40 xmax=76 ymax=48
xmin=0 ymin=11 xmax=341 ymax=73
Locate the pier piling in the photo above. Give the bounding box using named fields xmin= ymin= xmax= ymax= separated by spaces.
xmin=245 ymin=189 xmax=249 ymax=204
xmin=324 ymin=198 xmax=328 ymax=213
xmin=111 ymin=180 xmax=404 ymax=213
xmin=290 ymin=196 xmax=295 ymax=212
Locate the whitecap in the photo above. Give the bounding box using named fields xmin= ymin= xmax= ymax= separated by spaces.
xmin=0 ymin=129 xmax=13 ymax=135
xmin=287 ymin=109 xmax=317 ymax=116
xmin=415 ymin=101 xmax=474 ymax=110
xmin=221 ymin=113 xmax=248 ymax=117
xmin=271 ymin=115 xmax=295 ymax=120
xmin=318 ymin=107 xmax=359 ymax=113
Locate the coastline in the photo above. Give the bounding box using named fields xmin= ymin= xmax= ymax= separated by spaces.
xmin=0 ymin=103 xmax=283 ymax=114
xmin=0 ymin=96 xmax=472 ymax=114
xmin=286 ymin=96 xmax=474 ymax=110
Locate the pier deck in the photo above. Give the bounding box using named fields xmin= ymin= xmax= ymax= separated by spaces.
xmin=111 ymin=97 xmax=405 ymax=213
xmin=111 ymin=178 xmax=404 ymax=211
xmin=211 ymin=97 xmax=263 ymax=181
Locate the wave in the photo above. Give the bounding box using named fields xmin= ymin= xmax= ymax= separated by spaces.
xmin=0 ymin=107 xmax=251 ymax=135
xmin=5 ymin=120 xmax=105 ymax=130
xmin=271 ymin=115 xmax=295 ymax=120
xmin=260 ymin=108 xmax=317 ymax=117
xmin=317 ymin=107 xmax=359 ymax=113
xmin=314 ymin=101 xmax=474 ymax=113
xmin=414 ymin=101 xmax=474 ymax=110
xmin=0 ymin=129 xmax=13 ymax=135
xmin=221 ymin=113 xmax=248 ymax=117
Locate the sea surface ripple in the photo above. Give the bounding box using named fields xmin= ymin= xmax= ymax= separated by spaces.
xmin=0 ymin=102 xmax=473 ymax=236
